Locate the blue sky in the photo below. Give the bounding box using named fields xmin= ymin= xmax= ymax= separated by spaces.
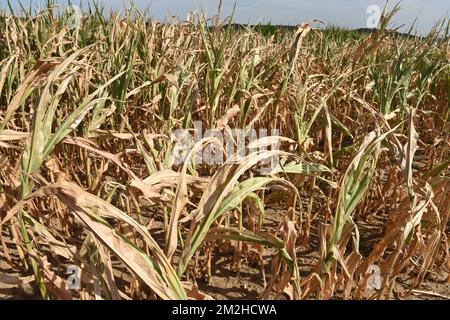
xmin=3 ymin=1 xmax=450 ymax=35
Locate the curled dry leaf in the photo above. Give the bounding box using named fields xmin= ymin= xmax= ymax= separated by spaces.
xmin=216 ymin=104 xmax=240 ymax=130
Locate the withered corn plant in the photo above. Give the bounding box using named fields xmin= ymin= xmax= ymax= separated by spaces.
xmin=0 ymin=1 xmax=449 ymax=300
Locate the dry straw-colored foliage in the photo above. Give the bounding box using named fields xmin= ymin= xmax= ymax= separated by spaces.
xmin=0 ymin=3 xmax=449 ymax=300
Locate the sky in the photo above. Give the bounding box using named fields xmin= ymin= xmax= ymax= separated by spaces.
xmin=3 ymin=0 xmax=450 ymax=36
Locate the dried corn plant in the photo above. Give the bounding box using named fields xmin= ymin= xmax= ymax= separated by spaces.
xmin=0 ymin=2 xmax=449 ymax=300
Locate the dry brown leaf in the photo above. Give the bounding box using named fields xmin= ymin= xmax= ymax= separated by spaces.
xmin=64 ymin=136 xmax=137 ymax=179
xmin=216 ymin=104 xmax=240 ymax=130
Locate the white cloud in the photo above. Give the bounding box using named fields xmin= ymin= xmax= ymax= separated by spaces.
xmin=4 ymin=0 xmax=449 ymax=35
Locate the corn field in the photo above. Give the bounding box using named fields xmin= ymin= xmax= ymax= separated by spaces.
xmin=0 ymin=2 xmax=449 ymax=300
